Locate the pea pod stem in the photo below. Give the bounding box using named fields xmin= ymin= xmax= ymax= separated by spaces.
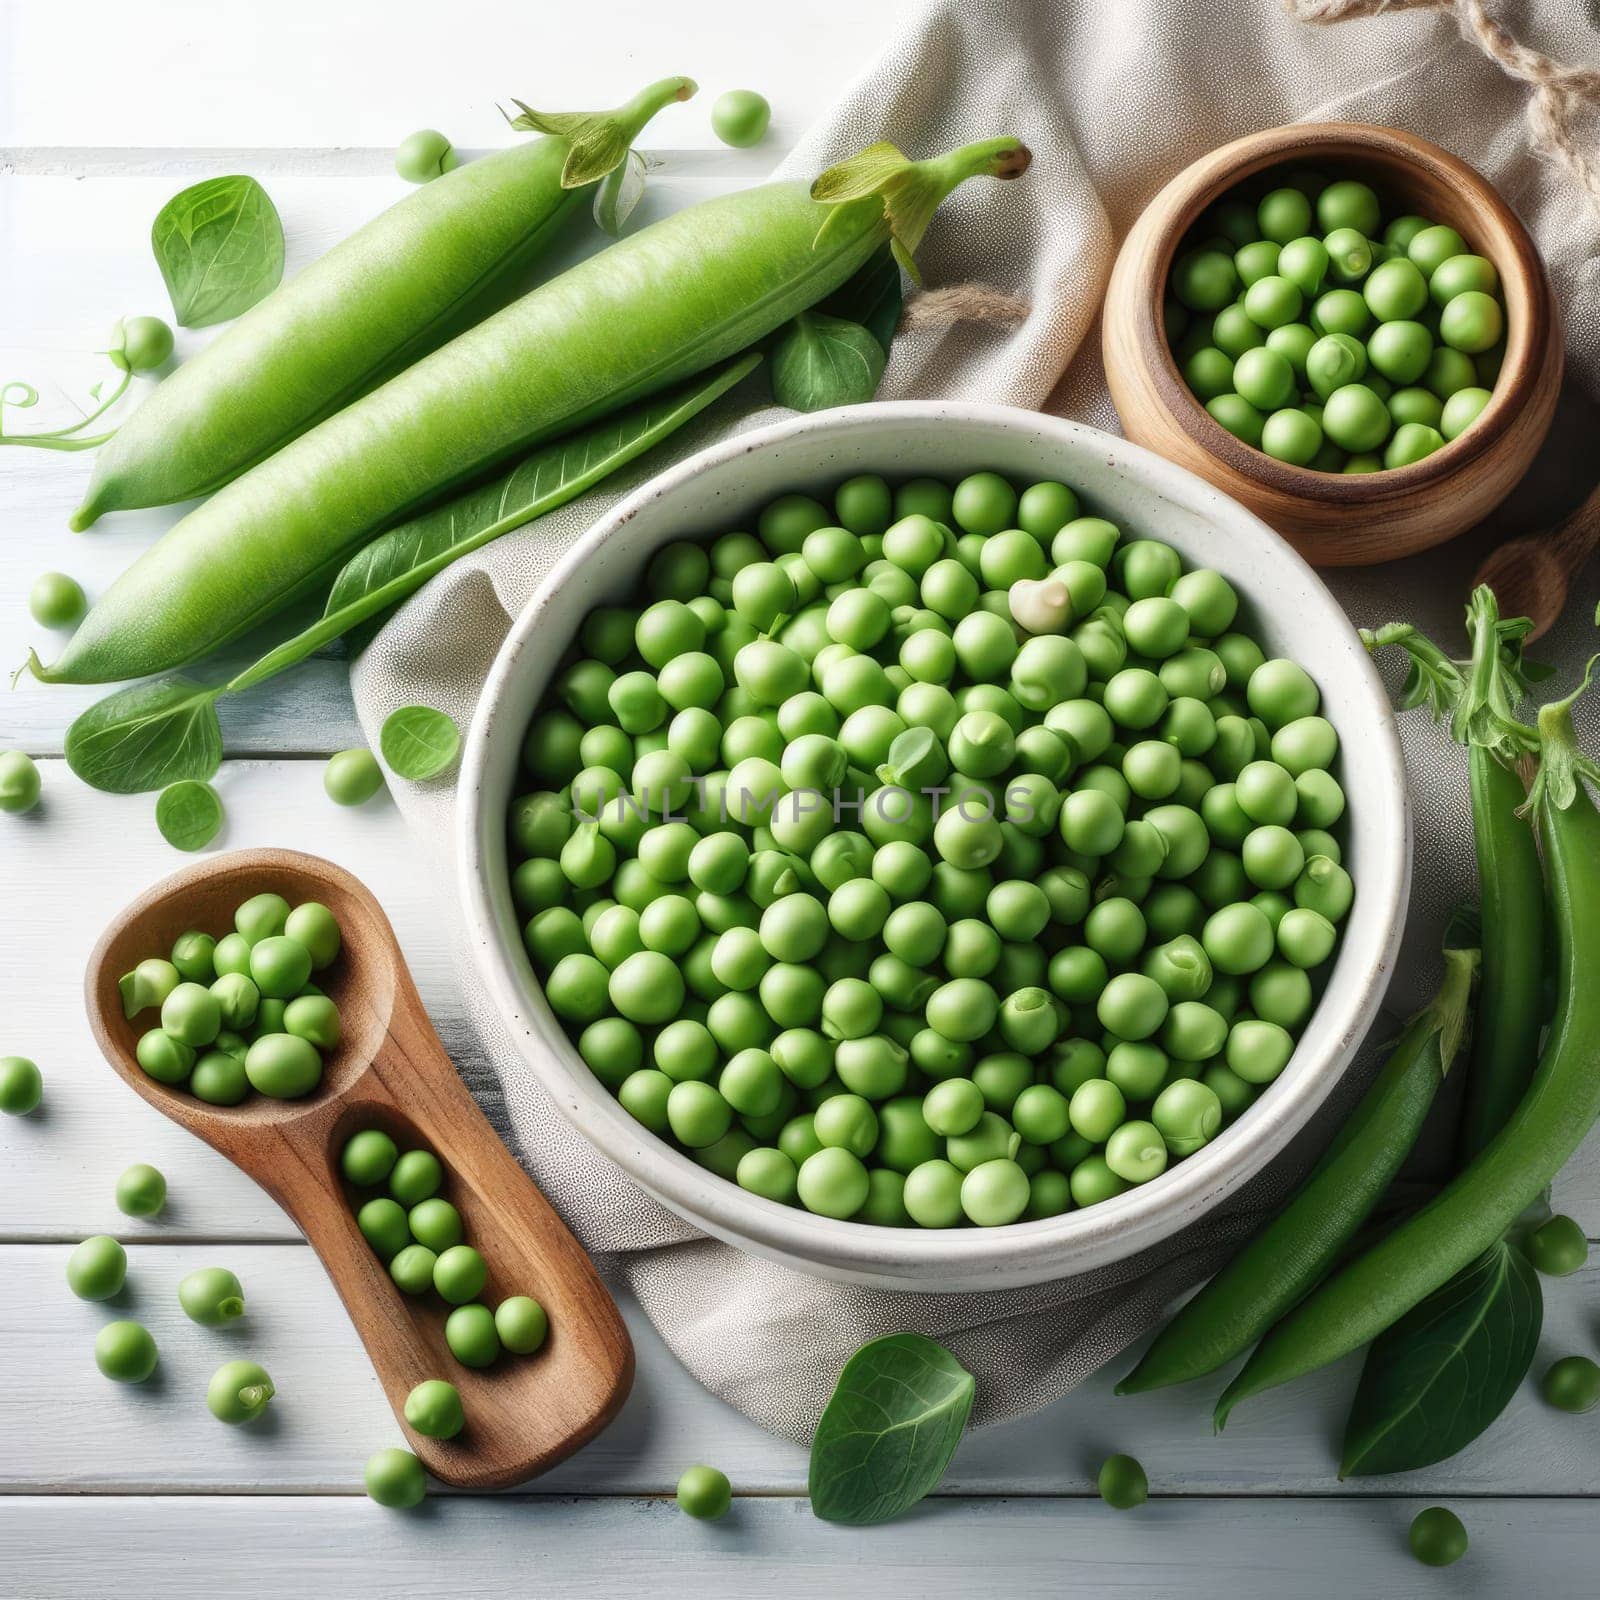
xmin=1115 ymin=929 xmax=1478 ymax=1398
xmin=1213 ymin=672 xmax=1600 ymax=1427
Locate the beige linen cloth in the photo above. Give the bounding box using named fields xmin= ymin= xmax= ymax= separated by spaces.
xmin=353 ymin=0 xmax=1600 ymax=1440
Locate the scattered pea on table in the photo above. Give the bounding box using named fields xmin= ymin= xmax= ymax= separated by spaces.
xmin=0 ymin=751 xmax=42 ymax=814
xmin=1097 ymin=1453 xmax=1149 ymax=1510
xmin=1409 ymin=1505 xmax=1468 ymax=1567
xmin=676 ymin=1463 xmax=733 ymax=1520
xmin=95 ymin=1320 xmax=158 ymax=1384
xmin=207 ymin=1360 xmax=275 ymax=1423
xmin=66 ymin=1235 xmax=127 ymax=1302
xmin=0 ymin=1055 xmax=43 ymax=1115
xmin=364 ymin=1446 xmax=428 ymax=1508
xmin=178 ymin=1266 xmax=246 ymax=1325
xmin=114 ymin=1162 xmax=167 ymax=1218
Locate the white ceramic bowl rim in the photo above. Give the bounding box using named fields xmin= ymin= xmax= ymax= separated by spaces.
xmin=457 ymin=401 xmax=1410 ymax=1289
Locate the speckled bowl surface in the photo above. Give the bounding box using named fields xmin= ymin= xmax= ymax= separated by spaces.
xmin=458 ymin=401 xmax=1410 ymax=1291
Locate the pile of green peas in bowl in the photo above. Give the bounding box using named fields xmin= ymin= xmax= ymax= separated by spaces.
xmin=1167 ymin=169 xmax=1506 ymax=471
xmin=507 ymin=468 xmax=1354 ymax=1229
xmin=121 ymin=891 xmax=344 ymax=1104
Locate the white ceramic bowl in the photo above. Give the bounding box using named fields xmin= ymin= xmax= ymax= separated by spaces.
xmin=458 ymin=402 xmax=1410 ymax=1292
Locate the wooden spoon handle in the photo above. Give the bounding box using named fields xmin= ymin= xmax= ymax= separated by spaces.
xmin=1547 ymin=482 xmax=1600 ymax=562
xmin=261 ymin=972 xmax=633 ymax=1490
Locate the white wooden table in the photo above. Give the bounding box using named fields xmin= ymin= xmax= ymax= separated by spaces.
xmin=3 ymin=4 xmax=1597 ymax=1593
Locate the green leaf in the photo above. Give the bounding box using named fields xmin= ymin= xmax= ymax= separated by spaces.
xmin=808 ymin=1333 xmax=975 ymax=1525
xmin=58 ymin=354 xmax=760 ymax=797
xmin=380 ymin=705 xmax=460 ymax=781
xmin=151 ymin=176 xmax=285 ymax=328
xmin=821 ymin=246 xmax=903 ymax=356
xmin=154 ymin=779 xmax=225 ymax=852
xmin=64 ymin=677 xmax=224 ymax=795
xmin=1341 ymin=1241 xmax=1542 ymax=1477
xmin=771 ymin=311 xmax=886 ymax=413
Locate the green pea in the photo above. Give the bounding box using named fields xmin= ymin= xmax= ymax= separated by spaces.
xmin=677 ymin=1463 xmax=733 ymax=1519
xmin=404 ymin=1377 xmax=464 ymax=1439
xmin=1408 ymin=1506 xmax=1467 ymax=1568
xmin=244 ymin=1033 xmax=323 ymax=1098
xmin=67 ymin=1235 xmax=127 ymax=1301
xmin=484 ymin=1296 xmax=548 ymax=1358
xmin=796 ymin=1146 xmax=870 ymax=1218
xmin=235 ymin=892 xmax=290 ymax=945
xmin=341 ymin=1128 xmax=399 ymax=1187
xmin=1524 ymin=1213 xmax=1587 ymax=1276
xmin=433 ymin=1244 xmax=488 ymax=1306
xmin=96 ymin=1320 xmax=159 ymax=1384
xmin=208 ymin=1359 xmax=275 ymax=1424
xmin=444 ymin=1305 xmax=499 ymax=1369
xmin=0 ymin=1055 xmax=43 ymax=1116
xmin=364 ymin=1447 xmax=427 ymax=1508
xmin=1540 ymin=1355 xmax=1600 ymax=1414
xmin=115 ymin=1162 xmax=167 ymax=1218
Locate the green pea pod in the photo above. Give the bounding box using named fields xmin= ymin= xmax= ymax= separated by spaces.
xmin=1361 ymin=589 xmax=1548 ymax=1161
xmin=70 ymin=77 xmax=697 ymax=527
xmin=34 ymin=136 xmax=1028 ymax=686
xmin=1115 ymin=921 xmax=1478 ymax=1397
xmin=1214 ymin=669 xmax=1600 ymax=1427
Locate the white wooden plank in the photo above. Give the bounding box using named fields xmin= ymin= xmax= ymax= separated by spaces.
xmin=7 ymin=1241 xmax=1599 ymax=1498
xmin=0 ymin=0 xmax=897 ymax=153
xmin=3 ymin=1494 xmax=1592 ymax=1599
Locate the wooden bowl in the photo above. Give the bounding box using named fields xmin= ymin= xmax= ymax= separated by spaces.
xmin=1103 ymin=122 xmax=1563 ymax=566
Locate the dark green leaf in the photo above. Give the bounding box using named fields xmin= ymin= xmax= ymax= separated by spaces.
xmin=771 ymin=312 xmax=886 ymax=413
xmin=821 ymin=245 xmax=903 ymax=355
xmin=64 ymin=677 xmax=223 ymax=795
xmin=808 ymin=1333 xmax=975 ymax=1525
xmin=151 ymin=176 xmax=285 ymax=328
xmin=154 ymin=779 xmax=224 ymax=852
xmin=380 ymin=705 xmax=460 ymax=780
xmin=1341 ymin=1241 xmax=1542 ymax=1477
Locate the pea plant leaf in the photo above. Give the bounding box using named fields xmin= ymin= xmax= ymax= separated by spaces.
xmin=154 ymin=779 xmax=225 ymax=852
xmin=64 ymin=676 xmax=224 ymax=795
xmin=808 ymin=1333 xmax=975 ymax=1525
xmin=151 ymin=175 xmax=286 ymax=328
xmin=770 ymin=311 xmax=887 ymax=414
xmin=58 ymin=354 xmax=762 ymax=796
xmin=821 ymin=245 xmax=903 ymax=356
xmin=1341 ymin=1241 xmax=1542 ymax=1477
xmin=380 ymin=705 xmax=460 ymax=781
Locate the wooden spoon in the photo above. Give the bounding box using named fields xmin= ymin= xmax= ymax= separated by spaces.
xmin=84 ymin=847 xmax=633 ymax=1490
xmin=1472 ymin=482 xmax=1600 ymax=640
